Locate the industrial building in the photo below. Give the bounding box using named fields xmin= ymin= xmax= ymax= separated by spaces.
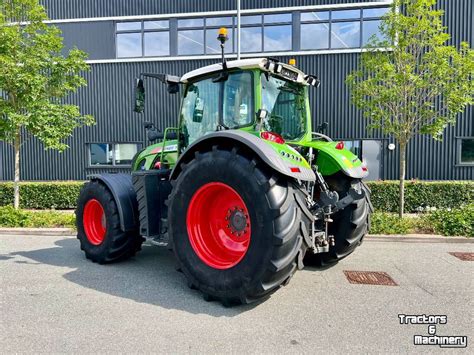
xmin=0 ymin=0 xmax=472 ymax=181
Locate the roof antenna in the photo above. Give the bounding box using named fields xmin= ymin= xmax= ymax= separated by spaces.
xmin=217 ymin=27 xmax=229 ymax=70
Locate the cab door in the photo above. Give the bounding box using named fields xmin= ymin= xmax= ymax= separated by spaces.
xmin=180 ymin=71 xmax=254 ymax=147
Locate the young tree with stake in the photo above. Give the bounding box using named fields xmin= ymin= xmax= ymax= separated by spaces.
xmin=0 ymin=0 xmax=94 ymax=209
xmin=347 ymin=0 xmax=473 ymax=217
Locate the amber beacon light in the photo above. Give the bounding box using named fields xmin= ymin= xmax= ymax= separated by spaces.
xmin=218 ymin=27 xmax=228 ymax=43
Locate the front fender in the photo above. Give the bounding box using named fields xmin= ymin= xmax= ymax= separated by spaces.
xmin=88 ymin=174 xmax=139 ymax=232
xmin=304 ymin=141 xmax=368 ymax=179
xmin=170 ymin=130 xmax=316 ymax=182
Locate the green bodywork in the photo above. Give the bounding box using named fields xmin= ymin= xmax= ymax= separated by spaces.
xmin=132 ymin=63 xmax=364 ymax=178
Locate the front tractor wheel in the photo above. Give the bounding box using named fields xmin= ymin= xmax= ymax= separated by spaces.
xmin=168 ymin=147 xmax=310 ymax=306
xmin=76 ymin=181 xmax=143 ymax=264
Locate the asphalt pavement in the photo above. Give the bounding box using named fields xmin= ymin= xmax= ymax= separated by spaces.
xmin=0 ymin=233 xmax=473 ymax=354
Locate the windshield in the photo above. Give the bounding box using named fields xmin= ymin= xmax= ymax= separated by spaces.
xmin=261 ymin=73 xmax=307 ymax=140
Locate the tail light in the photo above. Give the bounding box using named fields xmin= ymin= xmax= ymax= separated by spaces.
xmin=335 ymin=141 xmax=344 ymax=150
xmin=261 ymin=131 xmax=285 ymax=144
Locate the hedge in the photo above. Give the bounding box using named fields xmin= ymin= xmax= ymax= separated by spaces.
xmin=0 ymin=206 xmax=75 ymax=228
xmin=0 ymin=180 xmax=472 ymax=212
xmin=370 ymin=204 xmax=474 ymax=237
xmin=0 ymin=181 xmax=84 ymax=210
xmin=366 ymin=181 xmax=474 ymax=212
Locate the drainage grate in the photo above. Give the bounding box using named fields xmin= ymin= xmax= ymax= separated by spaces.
xmin=344 ymin=271 xmax=398 ymax=286
xmin=449 ymin=252 xmax=474 ymax=261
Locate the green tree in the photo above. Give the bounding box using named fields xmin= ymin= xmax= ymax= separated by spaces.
xmin=347 ymin=0 xmax=473 ymax=217
xmin=0 ymin=0 xmax=94 ymax=209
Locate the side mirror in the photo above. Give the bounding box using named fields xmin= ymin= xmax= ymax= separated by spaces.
xmin=147 ymin=130 xmax=178 ymax=142
xmin=168 ymin=83 xmax=180 ymax=94
xmin=143 ymin=121 xmax=155 ymax=130
xmin=317 ymin=122 xmax=329 ymax=133
xmin=134 ymin=78 xmax=145 ymax=113
xmin=148 ymin=129 xmax=162 ymax=142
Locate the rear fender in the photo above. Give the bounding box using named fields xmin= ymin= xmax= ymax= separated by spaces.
xmin=306 ymin=141 xmax=368 ymax=179
xmin=170 ymin=130 xmax=316 ymax=182
xmin=88 ymin=174 xmax=138 ymax=232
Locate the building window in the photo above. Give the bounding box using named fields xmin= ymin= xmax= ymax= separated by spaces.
xmin=240 ymin=13 xmax=292 ymax=53
xmin=331 ymin=21 xmax=361 ymax=49
xmin=458 ymin=138 xmax=474 ymax=165
xmin=300 ymin=6 xmax=390 ymax=51
xmin=301 ymin=23 xmax=329 ymax=50
xmin=116 ymin=20 xmax=170 ymax=58
xmin=177 ymin=17 xmax=235 ymax=55
xmin=205 ymin=17 xmax=234 ymax=54
xmin=89 ymin=143 xmax=140 ymax=166
xmin=116 ymin=32 xmax=142 ymax=58
xmin=115 ymin=6 xmax=390 ymax=58
xmin=241 ymin=26 xmax=262 ymax=53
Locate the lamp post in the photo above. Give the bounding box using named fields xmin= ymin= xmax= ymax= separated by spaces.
xmin=237 ymin=0 xmax=241 ymax=60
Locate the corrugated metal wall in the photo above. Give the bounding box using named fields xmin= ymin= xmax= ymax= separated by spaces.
xmin=1 ymin=0 xmax=472 ymax=181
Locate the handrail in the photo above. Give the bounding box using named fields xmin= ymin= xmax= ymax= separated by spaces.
xmin=311 ymin=132 xmax=333 ymax=142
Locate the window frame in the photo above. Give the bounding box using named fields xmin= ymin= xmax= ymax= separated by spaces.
xmin=116 ymin=20 xmax=170 ymax=58
xmin=299 ymin=5 xmax=390 ymax=51
xmin=240 ymin=12 xmax=293 ymax=53
xmin=87 ymin=142 xmax=142 ymax=168
xmin=456 ymin=137 xmax=474 ymax=166
xmin=204 ymin=17 xmax=235 ymax=55
xmin=176 ymin=16 xmax=236 ymax=56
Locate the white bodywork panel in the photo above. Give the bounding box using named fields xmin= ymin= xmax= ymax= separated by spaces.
xmin=180 ymin=58 xmax=308 ymax=85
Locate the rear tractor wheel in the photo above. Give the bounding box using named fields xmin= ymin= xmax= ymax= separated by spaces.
xmin=168 ymin=146 xmax=311 ymax=306
xmin=76 ymin=181 xmax=144 ymax=264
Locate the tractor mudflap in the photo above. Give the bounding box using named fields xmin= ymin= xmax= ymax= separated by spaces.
xmin=88 ymin=173 xmax=139 ymax=232
xmin=131 ymin=169 xmax=172 ymax=241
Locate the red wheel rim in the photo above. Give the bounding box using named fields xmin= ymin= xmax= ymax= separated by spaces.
xmin=186 ymin=182 xmax=251 ymax=269
xmin=83 ymin=199 xmax=106 ymax=245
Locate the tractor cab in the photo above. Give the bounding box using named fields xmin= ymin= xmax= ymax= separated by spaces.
xmin=178 ymin=57 xmax=319 ymax=147
xmin=135 ymin=57 xmax=320 ymax=150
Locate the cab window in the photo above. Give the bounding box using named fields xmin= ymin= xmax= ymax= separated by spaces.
xmin=223 ymin=71 xmax=254 ymax=128
xmin=181 ymin=71 xmax=254 ymax=146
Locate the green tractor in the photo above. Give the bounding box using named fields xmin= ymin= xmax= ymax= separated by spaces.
xmin=76 ymin=30 xmax=372 ymax=306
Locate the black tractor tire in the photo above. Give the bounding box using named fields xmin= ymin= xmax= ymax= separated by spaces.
xmin=168 ymin=146 xmax=311 ymax=306
xmin=76 ymin=181 xmax=144 ymax=264
xmin=304 ymin=172 xmax=370 ymax=266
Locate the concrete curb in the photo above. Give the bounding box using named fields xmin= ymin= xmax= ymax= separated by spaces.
xmin=366 ymin=234 xmax=473 ymax=244
xmin=0 ymin=228 xmax=471 ymax=243
xmin=0 ymin=228 xmax=76 ymax=236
